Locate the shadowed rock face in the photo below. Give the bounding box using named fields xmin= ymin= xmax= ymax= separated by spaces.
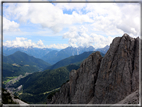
xmin=50 ymin=51 xmax=102 ymax=104
xmin=70 ymin=52 xmax=102 ymax=104
xmin=92 ymin=33 xmax=139 ymax=104
xmin=49 ymin=33 xmax=139 ymax=104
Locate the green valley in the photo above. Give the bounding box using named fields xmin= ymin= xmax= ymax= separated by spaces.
xmin=3 ymin=50 xmax=105 ymax=104
xmin=11 ymin=64 xmax=80 ymax=103
xmin=3 ymin=63 xmax=38 ymax=81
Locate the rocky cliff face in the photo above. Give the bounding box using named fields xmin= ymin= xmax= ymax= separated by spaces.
xmin=48 ymin=33 xmax=139 ymax=104
xmin=90 ymin=33 xmax=139 ymax=104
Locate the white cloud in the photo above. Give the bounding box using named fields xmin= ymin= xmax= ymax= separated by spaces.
xmin=4 ymin=3 xmax=93 ymax=33
xmin=63 ymin=26 xmax=113 ymax=48
xmin=85 ymin=3 xmax=140 ymax=37
xmin=37 ymin=40 xmax=44 ymax=46
xmin=4 ymin=37 xmax=43 ymax=48
xmin=90 ymin=33 xmax=113 ymax=48
xmin=3 ymin=17 xmax=20 ymax=32
xmin=46 ymin=44 xmax=68 ymax=49
xmin=116 ymin=4 xmax=140 ymax=37
xmin=3 ymin=3 xmax=140 ymax=49
xmin=3 ymin=37 xmax=68 ymax=49
xmin=55 ymin=3 xmax=86 ymax=12
xmin=4 ymin=37 xmax=37 ymax=48
xmin=63 ymin=26 xmax=78 ymax=39
xmin=4 ymin=3 xmax=140 ymax=36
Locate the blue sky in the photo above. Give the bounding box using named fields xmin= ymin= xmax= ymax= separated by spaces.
xmin=3 ymin=2 xmax=140 ymax=49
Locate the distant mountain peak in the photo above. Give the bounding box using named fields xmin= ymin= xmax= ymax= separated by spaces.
xmin=41 ymin=46 xmax=96 ymax=64
xmin=3 ymin=50 xmax=51 ymax=70
xmin=3 ymin=46 xmax=52 ymax=58
xmin=104 ymin=45 xmax=109 ymax=47
xmin=95 ymin=45 xmax=110 ymax=54
xmin=14 ymin=51 xmax=25 ymax=53
xmin=13 ymin=51 xmax=29 ymax=56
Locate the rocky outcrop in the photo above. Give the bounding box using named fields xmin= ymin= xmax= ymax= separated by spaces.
xmin=50 ymin=51 xmax=102 ymax=104
xmin=91 ymin=33 xmax=139 ymax=104
xmin=48 ymin=33 xmax=139 ymax=104
xmin=69 ymin=52 xmax=102 ymax=104
xmin=2 ymin=88 xmax=29 ymax=105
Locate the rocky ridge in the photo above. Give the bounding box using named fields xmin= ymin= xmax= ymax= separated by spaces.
xmin=48 ymin=33 xmax=139 ymax=104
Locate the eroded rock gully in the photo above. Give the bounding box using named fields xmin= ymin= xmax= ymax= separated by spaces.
xmin=48 ymin=33 xmax=139 ymax=104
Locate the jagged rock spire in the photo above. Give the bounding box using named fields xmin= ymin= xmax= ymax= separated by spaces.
xmin=48 ymin=34 xmax=139 ymax=104
xmin=93 ymin=33 xmax=139 ymax=104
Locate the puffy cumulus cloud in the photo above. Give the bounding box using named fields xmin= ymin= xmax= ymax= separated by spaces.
xmin=4 ymin=3 xmax=139 ymax=36
xmin=3 ymin=37 xmax=45 ymax=48
xmin=3 ymin=37 xmax=68 ymax=49
xmin=63 ymin=26 xmax=113 ymax=48
xmin=3 ymin=3 xmax=140 ymax=49
xmin=37 ymin=40 xmax=44 ymax=46
xmin=90 ymin=33 xmax=114 ymax=48
xmin=4 ymin=3 xmax=93 ymax=33
xmin=116 ymin=4 xmax=140 ymax=37
xmin=85 ymin=3 xmax=140 ymax=37
xmin=63 ymin=26 xmax=78 ymax=39
xmin=3 ymin=17 xmax=20 ymax=32
xmin=4 ymin=3 xmax=30 ymax=22
xmin=46 ymin=44 xmax=68 ymax=49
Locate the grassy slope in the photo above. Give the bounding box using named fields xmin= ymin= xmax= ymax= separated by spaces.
xmin=3 ymin=51 xmax=51 ymax=70
xmin=12 ymin=64 xmax=79 ymax=103
xmin=3 ymin=63 xmax=38 ymax=79
xmin=47 ymin=51 xmax=105 ymax=70
xmin=47 ymin=51 xmax=94 ymax=70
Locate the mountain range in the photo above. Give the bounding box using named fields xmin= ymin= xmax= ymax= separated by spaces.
xmin=3 ymin=45 xmax=109 ymax=65
xmin=5 ymin=51 xmax=105 ymax=103
xmin=47 ymin=51 xmax=105 ymax=70
xmin=3 ymin=46 xmax=52 ymax=58
xmin=10 ymin=64 xmax=80 ymax=104
xmin=41 ymin=46 xmax=95 ymax=64
xmin=2 ymin=40 xmax=111 ymax=104
xmin=3 ymin=50 xmax=104 ymax=103
xmin=96 ymin=45 xmax=110 ymax=54
xmin=2 ymin=33 xmax=139 ymax=105
xmin=3 ymin=51 xmax=50 ymax=71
